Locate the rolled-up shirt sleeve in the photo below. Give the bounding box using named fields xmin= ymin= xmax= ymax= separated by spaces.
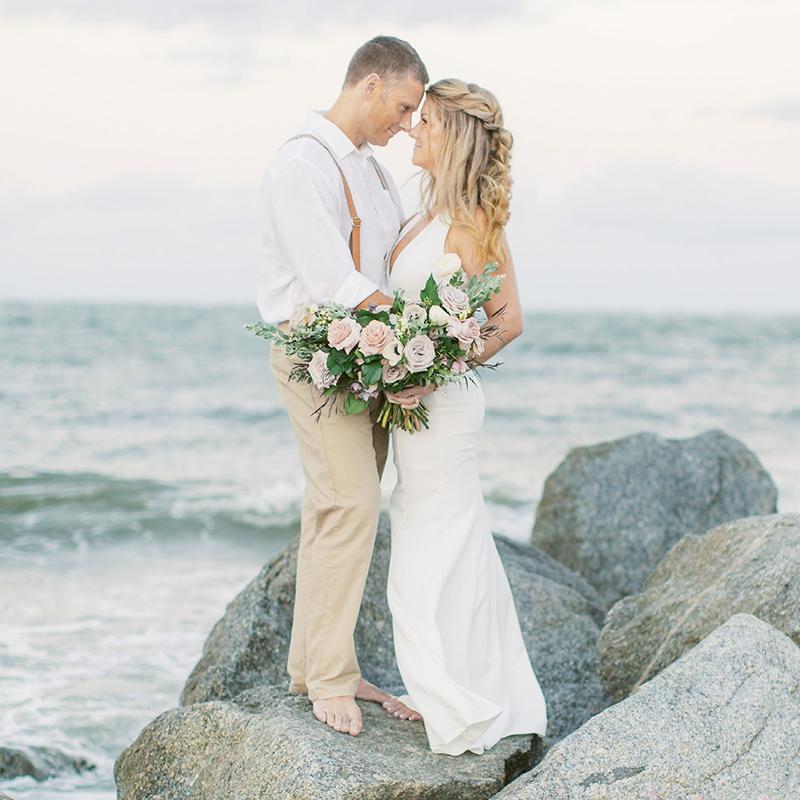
xmin=268 ymin=157 xmax=379 ymax=309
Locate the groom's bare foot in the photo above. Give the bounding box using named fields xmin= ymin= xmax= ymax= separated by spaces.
xmin=312 ymin=696 xmax=363 ymax=736
xmin=356 ymin=678 xmax=422 ymax=722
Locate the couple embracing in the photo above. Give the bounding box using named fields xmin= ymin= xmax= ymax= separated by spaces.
xmin=257 ymin=35 xmax=547 ymax=756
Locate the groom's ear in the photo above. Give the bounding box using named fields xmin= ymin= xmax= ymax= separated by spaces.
xmin=362 ymin=73 xmax=382 ymax=98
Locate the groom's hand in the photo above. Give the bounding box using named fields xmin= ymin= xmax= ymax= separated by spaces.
xmin=386 ymin=384 xmax=436 ymax=409
xmin=356 ymin=290 xmax=394 ymax=310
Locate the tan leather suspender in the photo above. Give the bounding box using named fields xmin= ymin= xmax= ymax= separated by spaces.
xmin=284 ymin=133 xmax=362 ymax=272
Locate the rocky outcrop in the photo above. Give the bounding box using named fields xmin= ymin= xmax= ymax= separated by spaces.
xmin=115 ymin=685 xmax=538 ymax=800
xmin=181 ymin=520 xmax=610 ymax=746
xmin=531 ymin=429 xmax=777 ymax=606
xmin=493 ymin=613 xmax=800 ymax=799
xmin=598 ymin=512 xmax=800 ymax=700
xmin=180 ymin=519 xmax=402 ymax=706
xmin=0 ymin=745 xmax=94 ymax=781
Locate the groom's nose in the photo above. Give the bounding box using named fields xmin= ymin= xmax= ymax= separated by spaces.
xmin=398 ymin=111 xmax=413 ymax=132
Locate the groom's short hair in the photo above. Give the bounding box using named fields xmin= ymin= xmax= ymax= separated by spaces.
xmin=344 ymin=36 xmax=428 ymax=87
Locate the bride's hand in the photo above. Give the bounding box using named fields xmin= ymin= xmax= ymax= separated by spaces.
xmin=386 ymin=384 xmax=436 ymax=409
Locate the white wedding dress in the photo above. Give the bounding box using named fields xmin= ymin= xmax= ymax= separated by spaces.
xmin=385 ymin=212 xmax=548 ymax=756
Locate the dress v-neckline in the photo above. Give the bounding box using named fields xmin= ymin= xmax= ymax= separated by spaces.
xmin=388 ymin=212 xmax=436 ymax=276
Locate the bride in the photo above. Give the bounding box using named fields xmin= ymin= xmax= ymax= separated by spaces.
xmin=382 ymin=78 xmax=548 ymax=756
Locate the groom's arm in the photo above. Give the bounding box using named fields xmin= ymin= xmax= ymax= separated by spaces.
xmin=269 ymin=157 xmax=392 ymax=309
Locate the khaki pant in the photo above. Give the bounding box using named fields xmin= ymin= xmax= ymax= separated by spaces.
xmin=269 ymin=343 xmax=389 ymax=701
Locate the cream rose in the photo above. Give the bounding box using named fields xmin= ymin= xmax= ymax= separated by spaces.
xmin=428 ymin=304 xmax=450 ymax=326
xmin=327 ymin=317 xmax=362 ymax=353
xmin=402 ymin=303 xmax=427 ymax=326
xmin=438 ymin=284 xmax=470 ymax=317
xmin=404 ymin=334 xmax=436 ymax=373
xmin=359 ymin=320 xmax=394 ymax=356
xmin=307 ymin=350 xmax=337 ymax=389
xmin=432 ymin=253 xmax=462 ymax=282
xmin=382 ymin=338 xmax=404 ymax=366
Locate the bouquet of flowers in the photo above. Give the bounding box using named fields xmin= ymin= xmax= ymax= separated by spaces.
xmin=247 ymin=254 xmax=505 ymax=433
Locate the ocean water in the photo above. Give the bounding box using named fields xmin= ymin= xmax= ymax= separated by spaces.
xmin=1 ymin=301 xmax=798 ymax=798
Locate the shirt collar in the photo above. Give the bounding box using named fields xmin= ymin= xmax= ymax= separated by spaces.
xmin=305 ymin=111 xmax=374 ymax=160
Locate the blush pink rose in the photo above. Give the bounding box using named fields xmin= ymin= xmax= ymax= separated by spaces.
xmin=359 ymin=320 xmax=394 ymax=356
xmin=451 ymin=359 xmax=469 ymax=375
xmin=327 ymin=317 xmax=362 ymax=353
xmin=447 ymin=316 xmax=481 ymax=350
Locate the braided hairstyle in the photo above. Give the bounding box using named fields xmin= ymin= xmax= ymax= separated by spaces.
xmin=421 ymin=79 xmax=513 ymax=263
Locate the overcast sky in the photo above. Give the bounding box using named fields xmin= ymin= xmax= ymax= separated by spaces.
xmin=1 ymin=0 xmax=798 ymax=310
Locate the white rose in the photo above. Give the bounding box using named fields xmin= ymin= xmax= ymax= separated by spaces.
xmin=428 ymin=305 xmax=450 ymax=326
xmin=432 ymin=253 xmax=462 ymax=282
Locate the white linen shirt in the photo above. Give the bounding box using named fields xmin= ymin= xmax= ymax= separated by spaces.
xmin=257 ymin=111 xmax=404 ymax=324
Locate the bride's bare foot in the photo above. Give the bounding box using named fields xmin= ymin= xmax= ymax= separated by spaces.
xmin=312 ymin=695 xmax=363 ymax=736
xmin=356 ymin=678 xmax=422 ymax=722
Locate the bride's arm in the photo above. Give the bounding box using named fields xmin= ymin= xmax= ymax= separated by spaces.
xmin=448 ymin=210 xmax=524 ymax=363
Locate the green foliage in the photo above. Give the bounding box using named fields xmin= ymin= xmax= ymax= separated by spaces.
xmin=360 ymin=359 xmax=383 ymax=387
xmin=344 ymin=394 xmax=369 ymax=415
xmin=466 ymin=262 xmax=504 ymax=307
xmin=355 ymin=308 xmax=391 ymax=326
xmin=419 ymin=275 xmax=441 ymax=307
xmin=326 ymin=348 xmax=353 ymax=375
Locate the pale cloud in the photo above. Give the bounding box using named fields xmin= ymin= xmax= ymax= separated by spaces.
xmin=2 ymin=0 xmax=799 ymax=310
xmin=565 ymin=161 xmax=800 ymax=243
xmin=0 ymin=0 xmax=537 ymax=29
xmin=505 ymin=159 xmax=800 ymax=312
xmin=0 ymin=179 xmax=260 ymax=303
xmin=748 ymin=99 xmax=800 ymax=124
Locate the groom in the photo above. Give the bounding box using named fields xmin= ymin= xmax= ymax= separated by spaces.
xmin=258 ymin=36 xmax=428 ymax=736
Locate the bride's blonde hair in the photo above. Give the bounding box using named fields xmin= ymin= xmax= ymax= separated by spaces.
xmin=421 ymin=79 xmax=513 ymax=263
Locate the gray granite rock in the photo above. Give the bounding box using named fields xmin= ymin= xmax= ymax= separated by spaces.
xmin=491 ymin=537 xmax=610 ymax=745
xmin=181 ymin=520 xmax=610 ymax=747
xmin=0 ymin=745 xmax=94 ymax=781
xmin=493 ymin=613 xmax=800 ymax=800
xmin=180 ymin=518 xmax=400 ymax=706
xmin=0 ymin=793 xmax=15 ymax=800
xmin=116 ymin=685 xmax=539 ymax=800
xmin=598 ymin=512 xmax=800 ymax=701
xmin=531 ymin=429 xmax=778 ymax=607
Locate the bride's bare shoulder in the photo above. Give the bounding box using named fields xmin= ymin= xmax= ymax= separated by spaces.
xmin=446 ymin=208 xmax=489 ymax=264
